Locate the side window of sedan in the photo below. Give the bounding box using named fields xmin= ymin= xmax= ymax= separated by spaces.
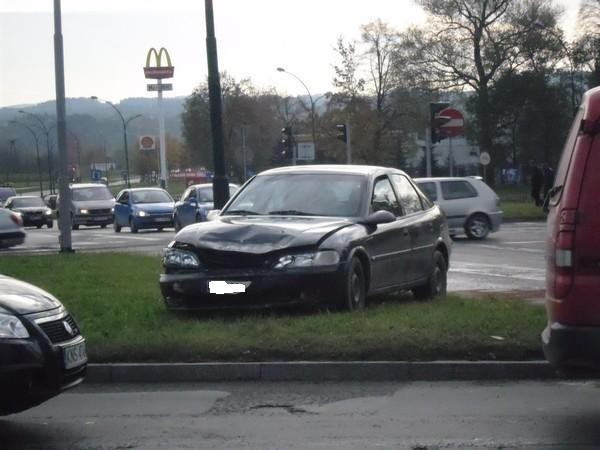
xmin=120 ymin=192 xmax=129 ymax=204
xmin=371 ymin=177 xmax=402 ymax=217
xmin=391 ymin=174 xmax=423 ymax=215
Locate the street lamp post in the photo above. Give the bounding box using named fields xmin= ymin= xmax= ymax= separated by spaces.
xmin=10 ymin=120 xmax=44 ymax=197
xmin=276 ymin=67 xmax=316 ymax=154
xmin=91 ymin=96 xmax=142 ymax=188
xmin=18 ymin=110 xmax=54 ymax=194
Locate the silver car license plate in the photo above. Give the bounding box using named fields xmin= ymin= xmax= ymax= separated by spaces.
xmin=63 ymin=340 xmax=87 ymax=369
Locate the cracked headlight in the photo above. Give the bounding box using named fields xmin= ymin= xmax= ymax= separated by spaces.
xmin=274 ymin=250 xmax=340 ymax=269
xmin=0 ymin=313 xmax=29 ymax=339
xmin=163 ymin=248 xmax=200 ymax=269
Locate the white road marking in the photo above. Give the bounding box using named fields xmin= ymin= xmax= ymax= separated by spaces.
xmin=476 ymin=244 xmax=544 ymax=254
xmin=450 ymin=262 xmax=545 ymax=281
xmin=502 ymin=241 xmax=545 ymax=245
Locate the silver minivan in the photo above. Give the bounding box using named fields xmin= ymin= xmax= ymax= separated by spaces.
xmin=414 ymin=177 xmax=502 ymax=239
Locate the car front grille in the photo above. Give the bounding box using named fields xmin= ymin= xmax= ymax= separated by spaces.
xmin=37 ymin=314 xmax=81 ymax=343
xmin=194 ymin=248 xmax=274 ymax=270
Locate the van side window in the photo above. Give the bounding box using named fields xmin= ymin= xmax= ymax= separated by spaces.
xmin=550 ymin=107 xmax=584 ymax=207
xmin=441 ymin=181 xmax=478 ymax=200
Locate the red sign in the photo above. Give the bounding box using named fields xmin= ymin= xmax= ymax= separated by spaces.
xmin=437 ymin=108 xmax=464 ymax=138
xmin=143 ymin=67 xmax=174 ymax=79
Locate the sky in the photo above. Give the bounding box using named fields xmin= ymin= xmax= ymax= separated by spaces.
xmin=0 ymin=0 xmax=581 ymax=108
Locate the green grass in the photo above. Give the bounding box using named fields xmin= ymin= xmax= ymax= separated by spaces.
xmin=0 ymin=253 xmax=546 ymax=363
xmin=495 ymin=184 xmax=546 ymax=222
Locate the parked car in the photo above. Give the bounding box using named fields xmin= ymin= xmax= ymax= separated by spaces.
xmin=173 ymin=183 xmax=240 ymax=231
xmin=0 ymin=208 xmax=25 ymax=248
xmin=0 ymin=186 xmax=17 ymax=208
xmin=59 ymin=183 xmax=115 ymax=230
xmin=542 ymin=86 xmax=600 ymax=374
xmin=414 ymin=177 xmax=502 ymax=240
xmin=160 ymin=165 xmax=451 ymax=311
xmin=0 ymin=275 xmax=87 ymax=415
xmin=113 ymin=187 xmax=175 ymax=233
xmin=4 ymin=195 xmax=53 ymax=228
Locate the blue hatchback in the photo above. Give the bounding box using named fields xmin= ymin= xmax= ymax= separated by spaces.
xmin=113 ymin=188 xmax=175 ymax=233
xmin=173 ymin=183 xmax=239 ymax=231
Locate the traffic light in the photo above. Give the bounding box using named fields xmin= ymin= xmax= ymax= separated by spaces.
xmin=430 ymin=102 xmax=450 ymax=143
xmin=336 ymin=124 xmax=347 ymax=143
xmin=281 ymin=126 xmax=293 ymax=158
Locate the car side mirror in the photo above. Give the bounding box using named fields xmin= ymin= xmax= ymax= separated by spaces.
xmin=359 ymin=210 xmax=396 ymax=226
xmin=206 ymin=209 xmax=220 ymax=221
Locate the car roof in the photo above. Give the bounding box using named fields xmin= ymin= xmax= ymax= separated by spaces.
xmin=126 ymin=187 xmax=169 ymax=192
xmin=188 ymin=183 xmax=239 ymax=189
xmin=414 ymin=177 xmax=477 ymax=182
xmin=6 ymin=195 xmax=42 ymax=200
xmin=258 ymin=164 xmax=405 ymax=177
xmin=70 ymin=183 xmax=110 ymax=189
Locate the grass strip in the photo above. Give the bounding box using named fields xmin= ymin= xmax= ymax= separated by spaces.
xmin=0 ymin=253 xmax=546 ymax=362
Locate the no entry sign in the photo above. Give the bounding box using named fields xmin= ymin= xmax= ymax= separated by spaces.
xmin=437 ymin=108 xmax=464 ymax=138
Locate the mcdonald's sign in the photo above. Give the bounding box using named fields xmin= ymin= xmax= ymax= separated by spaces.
xmin=143 ymin=47 xmax=174 ymax=79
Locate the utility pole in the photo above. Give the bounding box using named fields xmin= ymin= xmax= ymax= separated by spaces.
xmin=53 ymin=0 xmax=72 ymax=252
xmin=346 ymin=121 xmax=352 ymax=164
xmin=241 ymin=126 xmax=247 ymax=182
xmin=205 ymin=0 xmax=229 ymax=208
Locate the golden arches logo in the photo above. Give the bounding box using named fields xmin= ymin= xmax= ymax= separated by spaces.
xmin=144 ymin=47 xmax=174 ymax=79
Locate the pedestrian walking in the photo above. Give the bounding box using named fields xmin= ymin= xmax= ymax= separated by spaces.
xmin=529 ymin=160 xmax=543 ymax=207
xmin=543 ymin=164 xmax=555 ymax=202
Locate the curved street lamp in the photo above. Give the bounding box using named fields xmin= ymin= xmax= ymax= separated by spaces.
xmin=9 ymin=120 xmax=44 ymax=197
xmin=276 ymin=67 xmax=317 ymax=153
xmin=18 ymin=110 xmax=55 ymax=194
xmin=91 ymin=96 xmax=142 ymax=188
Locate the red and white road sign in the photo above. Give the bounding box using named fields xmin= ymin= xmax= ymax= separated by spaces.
xmin=437 ymin=108 xmax=464 ymax=138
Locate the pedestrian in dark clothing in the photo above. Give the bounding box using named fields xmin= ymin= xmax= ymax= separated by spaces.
xmin=543 ymin=165 xmax=555 ymax=202
xmin=530 ymin=161 xmax=543 ymax=207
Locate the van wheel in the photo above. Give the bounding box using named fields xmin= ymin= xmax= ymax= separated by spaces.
xmin=465 ymin=214 xmax=490 ymax=240
xmin=412 ymin=250 xmax=447 ymax=300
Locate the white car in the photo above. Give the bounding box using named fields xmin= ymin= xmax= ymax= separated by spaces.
xmin=414 ymin=177 xmax=502 ymax=240
xmin=0 ymin=208 xmax=26 ymax=248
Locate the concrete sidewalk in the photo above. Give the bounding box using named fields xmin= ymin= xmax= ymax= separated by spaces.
xmin=86 ymin=360 xmax=558 ymax=383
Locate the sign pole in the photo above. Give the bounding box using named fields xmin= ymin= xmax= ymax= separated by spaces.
xmin=425 ymin=127 xmax=432 ymax=177
xmin=157 ymin=78 xmax=167 ymax=188
xmin=449 ymin=136 xmax=454 ymax=177
xmin=346 ymin=121 xmax=352 ymax=164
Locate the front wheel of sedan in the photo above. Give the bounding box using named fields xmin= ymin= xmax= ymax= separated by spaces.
xmin=340 ymin=257 xmax=366 ymax=312
xmin=174 ymin=215 xmax=182 ymax=232
xmin=412 ymin=250 xmax=447 ymax=301
xmin=129 ymin=217 xmax=139 ymax=234
xmin=113 ymin=218 xmax=121 ymax=233
xmin=465 ymin=213 xmax=490 ymax=240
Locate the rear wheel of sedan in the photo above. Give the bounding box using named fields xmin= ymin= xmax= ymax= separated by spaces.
xmin=129 ymin=217 xmax=138 ymax=233
xmin=412 ymin=250 xmax=447 ymax=300
xmin=465 ymin=213 xmax=490 ymax=240
xmin=341 ymin=257 xmax=366 ymax=312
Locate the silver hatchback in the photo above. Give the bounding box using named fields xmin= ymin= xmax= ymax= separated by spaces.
xmin=415 ymin=177 xmax=502 ymax=240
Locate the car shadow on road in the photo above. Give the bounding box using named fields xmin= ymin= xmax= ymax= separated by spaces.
xmin=0 ymin=419 xmax=86 ymax=450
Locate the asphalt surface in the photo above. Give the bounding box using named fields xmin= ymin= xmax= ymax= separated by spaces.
xmin=2 ymin=380 xmax=599 ymax=449
xmin=1 ymin=221 xmax=546 ymax=294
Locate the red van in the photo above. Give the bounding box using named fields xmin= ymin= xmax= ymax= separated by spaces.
xmin=542 ymin=86 xmax=600 ymax=373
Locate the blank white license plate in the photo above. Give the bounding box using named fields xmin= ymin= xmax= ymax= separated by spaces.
xmin=209 ymin=280 xmax=250 ymax=295
xmin=63 ymin=340 xmax=87 ymax=369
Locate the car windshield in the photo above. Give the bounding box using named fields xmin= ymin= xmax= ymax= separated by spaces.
xmin=223 ymin=173 xmax=366 ymax=217
xmin=12 ymin=197 xmax=46 ymax=208
xmin=72 ymin=187 xmax=113 ymax=201
xmin=131 ymin=189 xmax=173 ymax=204
xmin=0 ymin=188 xmax=16 ymax=202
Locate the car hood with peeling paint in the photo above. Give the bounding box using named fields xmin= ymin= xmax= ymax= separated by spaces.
xmin=174 ymin=216 xmax=354 ymax=253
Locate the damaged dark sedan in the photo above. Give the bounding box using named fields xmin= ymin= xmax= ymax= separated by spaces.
xmin=160 ymin=165 xmax=451 ymax=311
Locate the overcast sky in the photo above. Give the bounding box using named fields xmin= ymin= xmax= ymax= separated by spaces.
xmin=0 ymin=0 xmax=580 ymax=107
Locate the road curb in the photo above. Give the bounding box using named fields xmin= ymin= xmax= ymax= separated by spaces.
xmin=86 ymin=361 xmax=557 ymax=383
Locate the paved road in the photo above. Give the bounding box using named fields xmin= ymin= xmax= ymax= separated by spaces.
xmin=2 ymin=380 xmax=599 ymax=449
xmin=0 ymin=222 xmax=547 ymax=293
